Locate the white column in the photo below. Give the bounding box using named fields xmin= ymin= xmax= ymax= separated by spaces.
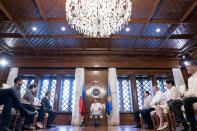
xmin=108 ymin=68 xmax=120 ymax=126
xmin=6 ymin=67 xmax=19 ymax=86
xmin=172 ymin=68 xmax=186 ymax=94
xmin=71 ymin=68 xmax=85 ymax=126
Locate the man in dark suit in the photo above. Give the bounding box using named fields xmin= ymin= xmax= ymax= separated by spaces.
xmin=0 ymin=86 xmax=37 ymax=131
xmin=12 ymin=77 xmax=36 ymax=130
xmin=41 ymin=91 xmax=56 ymax=128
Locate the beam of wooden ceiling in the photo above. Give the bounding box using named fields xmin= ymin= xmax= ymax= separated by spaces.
xmin=11 ymin=47 xmax=181 ymax=56
xmin=0 ymin=1 xmax=35 ymax=49
xmin=181 ymin=34 xmax=197 ymax=54
xmin=132 ymin=0 xmax=161 ymax=50
xmin=0 ymin=18 xmax=196 ymax=24
xmin=156 ymin=0 xmax=197 ymax=49
xmin=0 ymin=39 xmax=10 ymax=52
xmin=34 ymin=0 xmax=59 ymax=49
xmin=190 ymin=48 xmax=197 ymax=58
xmin=0 ymin=33 xmax=194 ymax=39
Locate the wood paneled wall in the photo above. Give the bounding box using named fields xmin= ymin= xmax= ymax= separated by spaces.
xmin=85 ymin=69 xmax=108 ymax=126
xmin=54 ymin=113 xmax=72 ymax=125
xmin=120 ymin=113 xmax=135 ymax=125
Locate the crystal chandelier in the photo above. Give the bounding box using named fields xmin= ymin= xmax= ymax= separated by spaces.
xmin=65 ymin=0 xmax=132 ymax=37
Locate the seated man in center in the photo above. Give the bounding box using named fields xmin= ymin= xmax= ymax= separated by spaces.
xmin=90 ymin=99 xmax=103 ymax=127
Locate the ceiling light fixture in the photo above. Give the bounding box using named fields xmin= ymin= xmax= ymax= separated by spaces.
xmin=156 ymin=28 xmax=161 ymax=33
xmin=125 ymin=27 xmax=130 ymax=32
xmin=32 ymin=27 xmax=37 ymax=31
xmin=0 ymin=58 xmax=8 ymax=67
xmin=184 ymin=61 xmax=190 ymax=66
xmin=61 ymin=27 xmax=66 ymax=31
xmin=66 ymin=0 xmax=132 ymax=37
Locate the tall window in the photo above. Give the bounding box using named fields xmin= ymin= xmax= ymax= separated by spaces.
xmin=59 ymin=77 xmax=75 ymax=112
xmin=37 ymin=77 xmax=57 ymax=108
xmin=136 ymin=78 xmax=153 ymax=109
xmin=157 ymin=78 xmax=168 ymax=92
xmin=20 ymin=76 xmax=35 ymax=93
xmin=118 ymin=77 xmax=133 ymax=112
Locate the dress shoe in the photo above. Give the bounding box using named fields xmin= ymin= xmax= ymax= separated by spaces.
xmin=0 ymin=127 xmax=13 ymax=131
xmin=134 ymin=125 xmax=141 ymax=128
xmin=145 ymin=126 xmax=153 ymax=129
xmin=47 ymin=124 xmax=56 ymax=128
xmin=26 ymin=110 xmax=37 ymax=116
xmin=181 ymin=127 xmax=189 ymax=131
xmin=23 ymin=125 xmax=36 ymax=130
xmin=50 ymin=124 xmax=56 ymax=127
xmin=190 ymin=126 xmax=197 ymax=131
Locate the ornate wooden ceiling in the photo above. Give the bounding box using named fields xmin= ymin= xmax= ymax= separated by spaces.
xmin=0 ymin=0 xmax=197 ymax=58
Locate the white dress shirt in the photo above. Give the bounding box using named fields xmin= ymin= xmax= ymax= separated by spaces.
xmin=90 ymin=102 xmax=103 ymax=115
xmin=144 ymin=96 xmax=152 ymax=108
xmin=185 ymin=71 xmax=197 ymax=97
xmin=165 ymin=86 xmax=180 ymax=100
xmin=156 ymin=86 xmax=181 ymax=109
xmin=150 ymin=91 xmax=166 ymax=107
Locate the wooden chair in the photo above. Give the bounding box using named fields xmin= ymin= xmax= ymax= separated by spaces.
xmin=166 ymin=102 xmax=197 ymax=131
xmin=151 ymin=106 xmax=175 ymax=131
xmin=43 ymin=113 xmax=49 ymax=128
xmin=0 ymin=105 xmax=20 ymax=130
xmin=163 ymin=107 xmax=173 ymax=131
xmin=140 ymin=110 xmax=160 ymax=130
xmin=12 ymin=109 xmax=21 ymax=131
xmin=150 ymin=110 xmax=158 ymax=130
xmin=168 ymin=106 xmax=176 ymax=130
xmin=139 ymin=113 xmax=144 ymax=128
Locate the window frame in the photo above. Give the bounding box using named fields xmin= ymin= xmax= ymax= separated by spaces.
xmin=37 ymin=76 xmax=57 ymax=109
xmin=58 ymin=76 xmax=75 ymax=112
xmin=136 ymin=77 xmax=153 ymax=109
xmin=118 ymin=77 xmax=133 ymax=113
xmin=19 ymin=75 xmax=35 ymax=93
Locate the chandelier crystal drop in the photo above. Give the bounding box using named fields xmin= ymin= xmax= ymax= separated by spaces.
xmin=66 ymin=0 xmax=132 ymax=37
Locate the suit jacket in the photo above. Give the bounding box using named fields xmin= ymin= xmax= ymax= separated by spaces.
xmin=41 ymin=97 xmax=52 ymax=111
xmin=11 ymin=85 xmax=21 ymax=100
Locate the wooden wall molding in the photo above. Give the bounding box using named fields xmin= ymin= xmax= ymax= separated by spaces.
xmin=9 ymin=56 xmax=181 ymax=68
xmin=117 ymin=69 xmax=172 ymax=75
xmin=19 ymin=68 xmax=75 ymax=75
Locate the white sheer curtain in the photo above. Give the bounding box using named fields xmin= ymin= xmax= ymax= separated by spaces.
xmin=108 ymin=68 xmax=120 ymax=126
xmin=71 ymin=68 xmax=85 ymax=126
xmin=6 ymin=67 xmax=19 ymax=86
xmin=172 ymin=68 xmax=186 ymax=94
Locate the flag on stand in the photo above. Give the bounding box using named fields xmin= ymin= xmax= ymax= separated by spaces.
xmin=79 ymin=84 xmax=85 ymax=117
xmin=106 ymin=84 xmax=112 ymax=117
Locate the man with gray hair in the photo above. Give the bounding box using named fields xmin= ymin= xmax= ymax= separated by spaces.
xmin=140 ymin=86 xmax=165 ymax=129
xmin=170 ymin=60 xmax=197 ymax=131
